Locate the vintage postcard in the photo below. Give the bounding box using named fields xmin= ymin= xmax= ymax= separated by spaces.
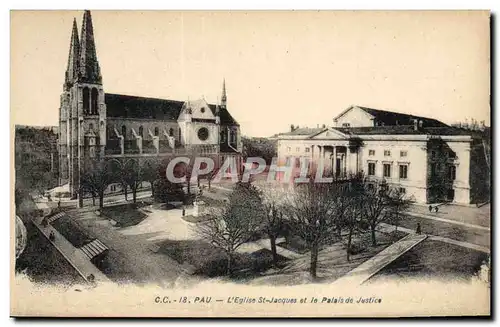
xmin=11 ymin=10 xmax=491 ymax=317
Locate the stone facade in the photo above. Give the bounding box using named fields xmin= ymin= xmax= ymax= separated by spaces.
xmin=277 ymin=106 xmax=489 ymax=205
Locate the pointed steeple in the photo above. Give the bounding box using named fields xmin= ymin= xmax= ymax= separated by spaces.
xmin=64 ymin=18 xmax=80 ymax=90
xmin=221 ymin=78 xmax=227 ymax=108
xmin=215 ymin=96 xmax=220 ymax=116
xmin=79 ymin=10 xmax=102 ymax=84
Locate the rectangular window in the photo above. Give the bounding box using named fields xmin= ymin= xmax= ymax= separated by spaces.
xmin=399 ymin=164 xmax=408 ymax=179
xmin=369 ymin=150 xmax=375 ymax=156
xmin=400 ymin=151 xmax=407 ymax=157
xmin=342 ymin=123 xmax=351 ymax=127
xmin=431 ymin=150 xmax=436 ymax=159
xmin=287 ymin=147 xmax=291 ymax=153
xmin=449 ymin=165 xmax=457 ymax=180
xmin=383 ymin=163 xmax=392 ymax=178
xmin=384 ymin=150 xmax=391 ymax=157
xmin=296 ymin=147 xmax=300 ymax=152
xmin=399 ymin=187 xmax=406 ymax=194
xmin=305 ymin=147 xmax=310 ymax=153
xmin=368 ymin=162 xmax=376 ymax=176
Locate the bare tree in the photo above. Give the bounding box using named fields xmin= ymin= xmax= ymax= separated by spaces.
xmin=261 ymin=186 xmax=286 ymax=267
xmin=281 ymin=181 xmax=341 ymax=279
xmin=142 ymin=159 xmax=161 ymax=198
xmin=80 ymin=160 xmax=114 ymax=209
xmin=361 ymin=180 xmax=391 ymax=246
xmin=121 ymin=160 xmax=143 ymax=203
xmin=195 ymin=182 xmax=265 ymax=275
xmin=386 ymin=187 xmax=412 ymax=232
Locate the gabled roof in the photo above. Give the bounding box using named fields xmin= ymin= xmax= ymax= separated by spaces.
xmin=106 ymin=93 xmax=184 ymax=120
xmin=334 ymin=105 xmax=449 ymax=128
xmin=105 ymin=93 xmax=239 ymax=125
xmin=308 ymin=127 xmax=350 ymax=139
xmin=278 ymin=127 xmax=324 ymax=136
xmin=334 ymin=126 xmax=472 ymax=136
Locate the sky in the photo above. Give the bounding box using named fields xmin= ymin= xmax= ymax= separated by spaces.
xmin=11 ymin=10 xmax=490 ymax=137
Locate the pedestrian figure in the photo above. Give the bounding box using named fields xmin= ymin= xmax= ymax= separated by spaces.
xmin=416 ymin=223 xmax=422 ymax=235
xmin=435 ymin=206 xmax=439 ymax=213
xmin=428 ymin=205 xmax=433 ymax=213
xmin=49 ymin=231 xmax=55 ymax=241
xmin=182 ymin=206 xmax=186 ymax=217
xmin=57 ymin=199 xmax=61 ymax=209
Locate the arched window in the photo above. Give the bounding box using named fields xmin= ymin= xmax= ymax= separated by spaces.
xmin=107 ymin=125 xmax=115 ymax=139
xmin=154 ymin=127 xmax=159 ymax=136
xmin=91 ymin=88 xmax=99 ymax=115
xmin=139 ymin=126 xmax=143 ymax=138
xmin=230 ymin=129 xmax=237 ymax=143
xmin=169 ymin=128 xmax=174 ymax=137
xmin=122 ymin=125 xmax=126 ymax=138
xmin=82 ymin=87 xmax=90 ymax=114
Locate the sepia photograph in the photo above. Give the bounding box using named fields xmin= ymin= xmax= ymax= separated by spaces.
xmin=10 ymin=9 xmax=491 ymax=317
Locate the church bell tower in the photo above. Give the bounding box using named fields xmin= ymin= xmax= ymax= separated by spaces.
xmin=59 ymin=10 xmax=107 ymax=198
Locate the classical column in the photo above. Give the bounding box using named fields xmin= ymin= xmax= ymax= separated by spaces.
xmin=346 ymin=146 xmax=351 ymax=176
xmin=332 ymin=146 xmax=337 ymax=177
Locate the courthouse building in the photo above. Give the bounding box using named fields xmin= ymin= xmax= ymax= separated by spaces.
xmin=58 ymin=11 xmax=242 ymax=197
xmin=276 ymin=105 xmax=490 ymax=205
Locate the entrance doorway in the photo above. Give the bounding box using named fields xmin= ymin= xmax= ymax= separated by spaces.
xmin=335 ymin=158 xmax=341 ymax=177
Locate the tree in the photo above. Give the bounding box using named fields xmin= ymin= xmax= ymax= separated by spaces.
xmin=195 ymin=182 xmax=265 ymax=275
xmin=142 ymin=161 xmax=161 ymax=198
xmin=386 ymin=187 xmax=412 ymax=232
xmin=241 ymin=136 xmax=277 ymax=165
xmin=121 ymin=160 xmax=143 ymax=203
xmin=80 ymin=160 xmax=114 ymax=208
xmin=281 ymin=181 xmax=342 ymax=279
xmin=361 ymin=180 xmax=391 ymax=246
xmin=15 ymin=127 xmax=58 ymax=200
xmin=154 ymin=177 xmax=186 ymax=203
xmin=261 ymin=187 xmax=286 ymax=267
xmin=336 ymin=176 xmax=366 ymax=262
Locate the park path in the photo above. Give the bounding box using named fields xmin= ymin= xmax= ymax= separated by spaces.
xmin=408 ymin=203 xmax=490 ymax=228
xmin=377 ymin=223 xmax=490 ymax=254
xmin=236 ymin=237 xmax=303 ymax=260
xmin=333 ymin=233 xmax=427 ymax=286
xmin=31 ymin=200 xmax=111 ymax=284
xmin=404 ymin=211 xmax=490 ymax=231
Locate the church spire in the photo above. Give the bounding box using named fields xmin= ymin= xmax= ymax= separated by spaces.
xmin=221 ymin=78 xmax=227 ymax=108
xmin=79 ymin=10 xmax=102 ymax=84
xmin=64 ymin=18 xmax=80 ymax=90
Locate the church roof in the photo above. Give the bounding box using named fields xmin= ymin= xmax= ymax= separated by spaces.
xmin=105 ymin=93 xmax=239 ymax=126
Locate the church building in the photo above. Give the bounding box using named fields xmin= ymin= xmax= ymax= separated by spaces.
xmin=58 ymin=11 xmax=242 ymax=197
